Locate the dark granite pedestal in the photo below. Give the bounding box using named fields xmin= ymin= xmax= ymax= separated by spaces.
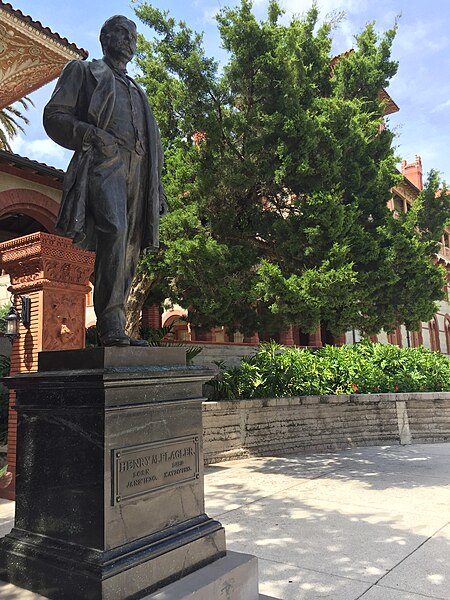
xmin=0 ymin=347 xmax=226 ymax=600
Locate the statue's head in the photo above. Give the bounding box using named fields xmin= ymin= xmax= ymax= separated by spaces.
xmin=100 ymin=15 xmax=137 ymax=63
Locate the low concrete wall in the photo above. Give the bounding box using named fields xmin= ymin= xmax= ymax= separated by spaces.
xmin=191 ymin=343 xmax=258 ymax=370
xmin=202 ymin=392 xmax=450 ymax=464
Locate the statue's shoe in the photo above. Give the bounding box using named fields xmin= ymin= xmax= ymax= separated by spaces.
xmin=99 ymin=330 xmax=130 ymax=346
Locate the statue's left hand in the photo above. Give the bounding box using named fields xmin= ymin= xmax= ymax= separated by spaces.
xmin=159 ymin=187 xmax=169 ymax=216
xmin=160 ymin=198 xmax=169 ymax=216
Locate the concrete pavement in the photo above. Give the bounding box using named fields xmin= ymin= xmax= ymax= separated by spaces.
xmin=0 ymin=442 xmax=449 ymax=599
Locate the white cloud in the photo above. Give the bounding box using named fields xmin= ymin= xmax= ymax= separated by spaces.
xmin=428 ymin=37 xmax=450 ymax=52
xmin=335 ymin=18 xmax=355 ymax=50
xmin=432 ymin=99 xmax=450 ymax=113
xmin=394 ymin=19 xmax=448 ymax=55
xmin=9 ymin=135 xmax=70 ymax=170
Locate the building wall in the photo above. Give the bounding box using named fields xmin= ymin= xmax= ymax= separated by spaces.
xmin=344 ymin=297 xmax=450 ymax=356
xmin=423 ymin=298 xmax=450 ymax=354
xmin=0 ymin=171 xmax=61 ymax=203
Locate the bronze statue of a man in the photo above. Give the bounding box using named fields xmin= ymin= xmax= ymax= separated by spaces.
xmin=43 ymin=15 xmax=167 ymax=346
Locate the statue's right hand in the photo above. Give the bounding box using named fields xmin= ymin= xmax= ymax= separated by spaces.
xmin=90 ymin=128 xmax=118 ymax=158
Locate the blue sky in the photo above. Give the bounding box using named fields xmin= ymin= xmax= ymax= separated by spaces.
xmin=9 ymin=0 xmax=450 ymax=183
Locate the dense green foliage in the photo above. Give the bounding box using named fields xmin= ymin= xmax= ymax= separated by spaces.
xmin=132 ymin=1 xmax=449 ymax=337
xmin=208 ymin=341 xmax=450 ymax=399
xmin=0 ymin=303 xmax=10 ymax=333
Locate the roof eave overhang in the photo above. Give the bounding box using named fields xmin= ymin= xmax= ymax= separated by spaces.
xmin=0 ymin=2 xmax=88 ymax=109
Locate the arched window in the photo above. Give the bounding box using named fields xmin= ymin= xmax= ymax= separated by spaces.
xmin=428 ymin=317 xmax=441 ymax=352
xmin=162 ymin=313 xmax=190 ymax=342
xmin=444 ymin=316 xmax=450 ymax=355
xmin=410 ymin=323 xmax=423 ymax=348
xmin=0 ymin=189 xmax=59 ymax=237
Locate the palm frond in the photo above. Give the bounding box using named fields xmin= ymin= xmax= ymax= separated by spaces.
xmin=0 ymin=96 xmax=34 ymax=151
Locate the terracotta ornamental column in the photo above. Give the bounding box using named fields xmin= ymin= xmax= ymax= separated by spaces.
xmin=279 ymin=326 xmax=295 ymax=346
xmin=309 ymin=326 xmax=323 ymax=348
xmin=0 ymin=232 xmax=95 ymax=499
xmin=141 ymin=304 xmax=162 ymax=329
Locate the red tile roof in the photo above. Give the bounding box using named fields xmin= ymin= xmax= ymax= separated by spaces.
xmin=0 ymin=1 xmax=88 ymax=59
xmin=0 ymin=149 xmax=64 ymax=179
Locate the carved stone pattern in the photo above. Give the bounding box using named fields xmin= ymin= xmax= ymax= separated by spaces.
xmin=1 ymin=245 xmax=43 ymax=264
xmin=5 ymin=257 xmax=41 ymax=286
xmin=0 ymin=15 xmax=81 ymax=108
xmin=1 ymin=231 xmax=42 ymax=250
xmin=42 ymin=259 xmax=92 ymax=285
xmin=41 ymin=248 xmax=95 ymax=267
xmin=0 ymin=233 xmax=95 ymax=273
xmin=8 ymin=271 xmax=42 ymax=290
xmin=0 ymin=232 xmax=43 ymax=251
xmin=7 ymin=280 xmax=90 ymax=295
xmin=39 ymin=232 xmax=95 ymax=262
xmin=42 ymin=292 xmax=85 ymax=351
xmin=0 ymin=233 xmax=50 ymax=265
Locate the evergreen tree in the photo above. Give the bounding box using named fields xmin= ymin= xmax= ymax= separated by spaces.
xmin=126 ymin=1 xmax=447 ymax=338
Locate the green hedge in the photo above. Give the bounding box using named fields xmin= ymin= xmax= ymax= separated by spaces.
xmin=208 ymin=341 xmax=450 ymax=400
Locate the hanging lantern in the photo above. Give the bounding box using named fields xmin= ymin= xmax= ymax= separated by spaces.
xmin=5 ymin=305 xmax=19 ymax=339
xmin=4 ymin=296 xmax=31 ymax=341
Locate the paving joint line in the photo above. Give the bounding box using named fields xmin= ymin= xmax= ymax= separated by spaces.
xmin=354 ymin=519 xmax=450 ymax=600
xmin=356 ymin=581 xmax=446 ymax=600
xmin=373 ymin=581 xmax=447 ymax=600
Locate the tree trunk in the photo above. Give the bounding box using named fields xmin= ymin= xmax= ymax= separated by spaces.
xmin=124 ymin=271 xmax=156 ymax=339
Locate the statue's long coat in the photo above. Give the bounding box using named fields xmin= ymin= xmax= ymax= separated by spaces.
xmin=43 ymin=59 xmax=165 ymax=252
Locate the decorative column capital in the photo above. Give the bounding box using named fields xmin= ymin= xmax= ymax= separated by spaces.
xmin=0 ymin=232 xmax=94 ymax=294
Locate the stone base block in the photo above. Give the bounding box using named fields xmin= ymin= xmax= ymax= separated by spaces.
xmin=0 ymin=518 xmax=225 ymax=600
xmin=146 ymin=551 xmax=259 ymax=600
xmin=0 ymin=348 xmax=226 ymax=599
xmin=0 ymin=552 xmax=265 ymax=600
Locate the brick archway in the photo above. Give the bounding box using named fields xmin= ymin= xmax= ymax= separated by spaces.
xmin=162 ymin=308 xmax=188 ymax=327
xmin=0 ymin=189 xmax=59 ymax=233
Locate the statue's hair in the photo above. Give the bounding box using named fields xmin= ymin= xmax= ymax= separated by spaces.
xmin=100 ymin=15 xmax=137 ymax=51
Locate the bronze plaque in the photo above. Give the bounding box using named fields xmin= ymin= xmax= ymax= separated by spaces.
xmin=112 ymin=435 xmax=200 ymax=504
